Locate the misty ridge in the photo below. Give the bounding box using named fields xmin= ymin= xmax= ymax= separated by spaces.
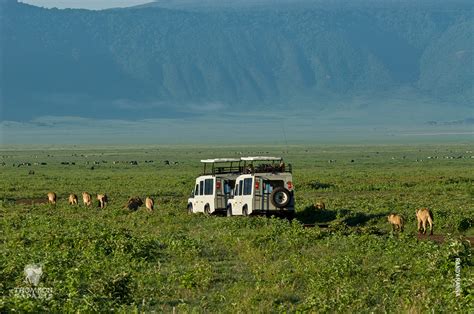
xmin=0 ymin=0 xmax=473 ymax=143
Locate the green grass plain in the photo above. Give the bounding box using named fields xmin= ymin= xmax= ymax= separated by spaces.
xmin=1 ymin=144 xmax=473 ymax=312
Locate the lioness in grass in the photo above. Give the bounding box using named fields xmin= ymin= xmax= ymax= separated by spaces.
xmin=145 ymin=197 xmax=154 ymax=212
xmin=387 ymin=213 xmax=404 ymax=232
xmin=47 ymin=192 xmax=57 ymax=205
xmin=126 ymin=197 xmax=143 ymax=211
xmin=68 ymin=194 xmax=78 ymax=205
xmin=314 ymin=201 xmax=326 ymax=210
xmin=82 ymin=192 xmax=92 ymax=207
xmin=416 ymin=208 xmax=434 ymax=235
xmin=97 ymin=194 xmax=108 ymax=209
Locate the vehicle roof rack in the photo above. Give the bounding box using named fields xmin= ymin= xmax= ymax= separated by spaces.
xmin=200 ymin=158 xmax=242 ymax=175
xmin=200 ymin=158 xmax=241 ymax=163
xmin=240 ymin=156 xmax=282 ymax=161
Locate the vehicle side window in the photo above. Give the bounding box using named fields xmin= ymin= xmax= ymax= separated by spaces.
xmin=199 ymin=181 xmax=204 ymax=195
xmin=224 ymin=181 xmax=233 ymax=195
xmin=235 ymin=184 xmax=239 ymax=196
xmin=264 ymin=182 xmax=273 ymax=193
xmin=204 ymin=179 xmax=213 ymax=195
xmin=194 ymin=184 xmax=199 ymax=196
xmin=243 ymin=178 xmax=252 ymax=195
xmin=238 ymin=180 xmax=243 ymax=196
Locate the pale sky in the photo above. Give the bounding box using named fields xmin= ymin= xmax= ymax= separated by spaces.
xmin=19 ymin=0 xmax=153 ymax=10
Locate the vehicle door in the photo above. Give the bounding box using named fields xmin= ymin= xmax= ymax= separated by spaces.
xmin=193 ymin=180 xmax=205 ymax=212
xmin=203 ymin=178 xmax=214 ymax=211
xmin=262 ymin=180 xmax=274 ymax=210
xmin=253 ymin=177 xmax=263 ymax=210
xmin=222 ymin=179 xmax=235 ymax=209
xmin=233 ymin=179 xmax=244 ymax=214
xmin=241 ymin=177 xmax=253 ymax=212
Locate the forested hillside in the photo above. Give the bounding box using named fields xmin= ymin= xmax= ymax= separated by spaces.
xmin=0 ymin=0 xmax=472 ymax=121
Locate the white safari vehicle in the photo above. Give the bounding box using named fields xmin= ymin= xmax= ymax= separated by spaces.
xmin=187 ymin=158 xmax=242 ymax=215
xmin=226 ymin=157 xmax=295 ymax=218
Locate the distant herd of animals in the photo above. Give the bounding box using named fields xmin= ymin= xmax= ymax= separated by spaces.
xmin=46 ymin=192 xmax=154 ymax=212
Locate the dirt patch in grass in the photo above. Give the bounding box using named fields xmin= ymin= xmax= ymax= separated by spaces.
xmin=417 ymin=234 xmax=474 ymax=244
xmin=15 ymin=198 xmax=48 ymax=205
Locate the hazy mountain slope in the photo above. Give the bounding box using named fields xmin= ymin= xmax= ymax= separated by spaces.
xmin=0 ymin=0 xmax=472 ymax=121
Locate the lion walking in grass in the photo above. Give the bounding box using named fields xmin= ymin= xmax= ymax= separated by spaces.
xmin=416 ymin=208 xmax=433 ymax=235
xmin=387 ymin=214 xmax=404 ymax=232
xmin=47 ymin=192 xmax=57 ymax=205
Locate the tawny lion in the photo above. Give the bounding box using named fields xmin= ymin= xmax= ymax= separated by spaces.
xmin=315 ymin=201 xmax=326 ymax=210
xmin=47 ymin=192 xmax=57 ymax=205
xmin=387 ymin=213 xmax=404 ymax=232
xmin=82 ymin=192 xmax=92 ymax=207
xmin=145 ymin=197 xmax=154 ymax=212
xmin=97 ymin=194 xmax=108 ymax=209
xmin=416 ymin=208 xmax=433 ymax=235
xmin=68 ymin=194 xmax=78 ymax=205
xmin=126 ymin=197 xmax=143 ymax=211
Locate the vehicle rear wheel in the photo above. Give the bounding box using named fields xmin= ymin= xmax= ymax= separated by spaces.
xmin=204 ymin=205 xmax=210 ymax=215
xmin=226 ymin=205 xmax=232 ymax=217
xmin=270 ymin=187 xmax=291 ymax=208
xmin=242 ymin=206 xmax=248 ymax=217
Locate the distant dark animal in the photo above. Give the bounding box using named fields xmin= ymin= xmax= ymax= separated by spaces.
xmin=130 ymin=161 xmax=138 ymax=165
xmin=47 ymin=192 xmax=57 ymax=205
xmin=28 ymin=170 xmax=35 ymax=175
xmin=387 ymin=214 xmax=404 ymax=232
xmin=164 ymin=160 xmax=170 ymax=165
xmin=416 ymin=208 xmax=434 ymax=235
xmin=97 ymin=194 xmax=108 ymax=209
xmin=68 ymin=194 xmax=78 ymax=205
xmin=145 ymin=197 xmax=154 ymax=212
xmin=314 ymin=201 xmax=326 ymax=210
xmin=126 ymin=197 xmax=143 ymax=211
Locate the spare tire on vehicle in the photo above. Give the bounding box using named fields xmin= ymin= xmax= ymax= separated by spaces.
xmin=270 ymin=187 xmax=291 ymax=208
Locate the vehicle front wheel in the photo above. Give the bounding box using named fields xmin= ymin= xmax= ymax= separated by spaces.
xmin=187 ymin=204 xmax=193 ymax=214
xmin=226 ymin=205 xmax=232 ymax=217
